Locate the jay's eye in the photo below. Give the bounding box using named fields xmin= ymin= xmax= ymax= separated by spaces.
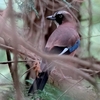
xmin=59 ymin=14 xmax=63 ymax=18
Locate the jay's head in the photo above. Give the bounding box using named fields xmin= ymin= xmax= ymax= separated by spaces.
xmin=46 ymin=11 xmax=73 ymax=27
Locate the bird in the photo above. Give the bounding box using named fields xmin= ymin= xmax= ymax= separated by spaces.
xmin=28 ymin=10 xmax=80 ymax=95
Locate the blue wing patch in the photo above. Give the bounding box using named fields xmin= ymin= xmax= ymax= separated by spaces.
xmin=58 ymin=39 xmax=80 ymax=55
xmin=68 ymin=39 xmax=80 ymax=53
xmin=45 ymin=39 xmax=80 ymax=55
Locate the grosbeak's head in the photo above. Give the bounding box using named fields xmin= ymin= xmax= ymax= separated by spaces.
xmin=46 ymin=11 xmax=73 ymax=27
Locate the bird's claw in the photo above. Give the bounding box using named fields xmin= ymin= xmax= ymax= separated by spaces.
xmin=33 ymin=60 xmax=42 ymax=78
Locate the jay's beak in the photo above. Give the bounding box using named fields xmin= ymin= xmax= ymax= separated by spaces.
xmin=46 ymin=15 xmax=56 ymax=20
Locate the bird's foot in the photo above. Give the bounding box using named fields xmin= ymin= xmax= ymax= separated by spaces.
xmin=33 ymin=60 xmax=42 ymax=78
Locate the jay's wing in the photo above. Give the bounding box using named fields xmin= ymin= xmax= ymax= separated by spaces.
xmin=45 ymin=23 xmax=80 ymax=55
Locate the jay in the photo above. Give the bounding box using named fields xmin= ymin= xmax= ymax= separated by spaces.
xmin=28 ymin=10 xmax=80 ymax=94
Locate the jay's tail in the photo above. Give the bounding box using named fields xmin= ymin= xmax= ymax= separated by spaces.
xmin=28 ymin=71 xmax=49 ymax=94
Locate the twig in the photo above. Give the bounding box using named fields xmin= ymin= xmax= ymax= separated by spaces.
xmin=80 ymin=68 xmax=100 ymax=74
xmin=0 ymin=73 xmax=12 ymax=82
xmin=0 ymin=83 xmax=13 ymax=86
xmin=54 ymin=61 xmax=96 ymax=86
xmin=55 ymin=0 xmax=80 ymax=23
xmin=0 ymin=43 xmax=36 ymax=60
xmin=20 ymin=64 xmax=35 ymax=78
xmin=62 ymin=0 xmax=78 ymax=11
xmin=7 ymin=0 xmax=25 ymax=100
xmin=0 ymin=60 xmax=35 ymax=64
xmin=3 ymin=0 xmax=8 ymax=6
xmin=57 ymin=78 xmax=83 ymax=100
xmin=87 ymin=0 xmax=92 ymax=57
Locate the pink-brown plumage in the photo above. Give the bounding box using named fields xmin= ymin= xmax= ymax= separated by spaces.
xmin=45 ymin=22 xmax=80 ymax=51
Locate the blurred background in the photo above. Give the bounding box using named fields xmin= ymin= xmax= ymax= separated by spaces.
xmin=0 ymin=0 xmax=100 ymax=100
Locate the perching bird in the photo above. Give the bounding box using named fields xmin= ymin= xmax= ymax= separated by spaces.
xmin=28 ymin=10 xmax=80 ymax=94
